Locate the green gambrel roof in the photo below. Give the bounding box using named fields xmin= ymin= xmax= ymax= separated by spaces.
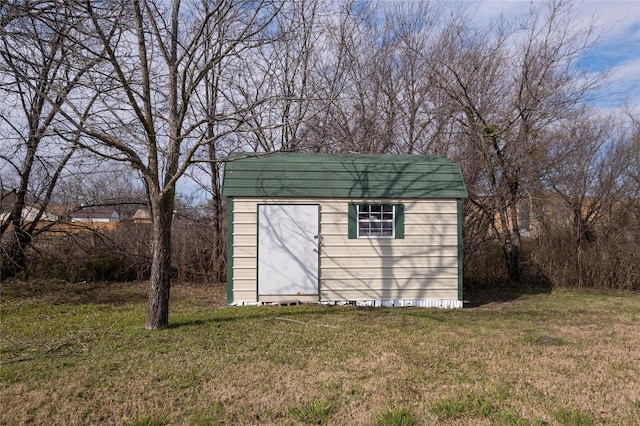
xmin=222 ymin=152 xmax=467 ymax=199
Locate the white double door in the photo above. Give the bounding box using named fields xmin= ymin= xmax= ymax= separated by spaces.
xmin=258 ymin=204 xmax=319 ymax=296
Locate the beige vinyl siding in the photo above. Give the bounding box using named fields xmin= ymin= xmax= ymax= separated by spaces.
xmin=322 ymin=257 xmax=458 ymax=270
xmin=321 ymin=199 xmax=458 ymax=302
xmin=320 ymin=288 xmax=458 ymax=301
xmin=233 ymin=287 xmax=257 ymax=302
xmin=322 ymin=234 xmax=459 ymax=247
xmin=321 ymin=266 xmax=457 ymax=279
xmin=232 ymin=246 xmax=259 ymax=258
xmin=231 ymin=204 xmax=258 ymax=302
xmin=230 ymin=197 xmax=460 ymax=303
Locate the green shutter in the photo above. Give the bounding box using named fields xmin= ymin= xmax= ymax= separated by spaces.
xmin=394 ymin=204 xmax=404 ymax=239
xmin=348 ymin=203 xmax=357 ymax=239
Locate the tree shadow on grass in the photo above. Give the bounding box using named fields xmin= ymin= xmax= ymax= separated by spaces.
xmin=1 ymin=279 xmax=148 ymax=306
xmin=167 ymin=303 xmax=382 ymax=329
xmin=463 ymin=274 xmax=554 ymax=308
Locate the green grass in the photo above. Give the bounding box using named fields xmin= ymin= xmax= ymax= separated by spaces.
xmin=1 ymin=280 xmax=639 ymax=425
xmin=289 ymin=399 xmax=337 ymax=424
xmin=124 ymin=414 xmax=170 ymax=426
xmin=553 ymin=407 xmax=595 ymax=426
xmin=375 ymin=406 xmax=419 ymax=426
xmin=431 ymin=391 xmax=495 ymax=419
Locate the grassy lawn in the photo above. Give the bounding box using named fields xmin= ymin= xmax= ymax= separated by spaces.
xmin=1 ymin=280 xmax=639 ymax=425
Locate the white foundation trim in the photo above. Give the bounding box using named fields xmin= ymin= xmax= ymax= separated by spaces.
xmin=231 ymin=299 xmax=463 ymax=308
xmin=321 ymin=299 xmax=463 ymax=308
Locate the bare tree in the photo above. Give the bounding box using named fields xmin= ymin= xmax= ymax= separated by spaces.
xmin=197 ymin=0 xmax=356 ymax=282
xmin=336 ymin=2 xmax=396 ymax=153
xmin=430 ymin=1 xmax=606 ymax=282
xmin=302 ymin=0 xmax=451 ymax=155
xmin=0 ymin=0 xmax=97 ymax=275
xmin=55 ymin=164 xmax=146 ymax=208
xmin=383 ymin=2 xmax=441 ymax=155
xmin=297 ymin=0 xmax=392 ymax=153
xmin=249 ymin=0 xmax=323 ymax=151
xmin=537 ymin=112 xmax=640 ymax=288
xmin=56 ymin=0 xmax=282 ymax=329
xmin=195 ymin=0 xmax=325 ymax=282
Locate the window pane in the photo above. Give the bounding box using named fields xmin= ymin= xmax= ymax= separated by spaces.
xmin=356 ymin=203 xmax=395 ymax=238
xmin=359 ymin=222 xmax=369 ymax=234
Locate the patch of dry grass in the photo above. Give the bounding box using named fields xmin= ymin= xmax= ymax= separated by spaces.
xmin=1 ymin=280 xmax=639 ymax=425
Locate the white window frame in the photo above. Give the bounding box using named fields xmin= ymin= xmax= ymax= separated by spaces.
xmin=357 ymin=204 xmax=395 ymax=238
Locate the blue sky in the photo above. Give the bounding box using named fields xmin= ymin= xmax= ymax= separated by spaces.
xmin=472 ymin=0 xmax=640 ymax=112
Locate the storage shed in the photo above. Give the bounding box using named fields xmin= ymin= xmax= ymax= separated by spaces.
xmin=222 ymin=153 xmax=468 ymax=308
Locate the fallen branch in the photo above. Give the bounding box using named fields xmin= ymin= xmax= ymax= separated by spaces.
xmin=272 ymin=317 xmax=338 ymax=329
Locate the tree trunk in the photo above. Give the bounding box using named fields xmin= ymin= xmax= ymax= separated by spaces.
xmin=2 ymin=211 xmax=27 ymax=276
xmin=2 ymin=227 xmax=32 ymax=276
xmin=1 ymin=135 xmax=38 ymax=275
xmin=208 ymin=147 xmax=225 ymax=283
xmin=505 ymin=198 xmax=523 ymax=283
xmin=211 ymin=180 xmax=225 ymax=283
xmin=503 ymin=240 xmax=522 ymax=283
xmin=146 ymin=194 xmax=173 ymax=330
xmin=493 ymin=193 xmax=524 ymax=283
